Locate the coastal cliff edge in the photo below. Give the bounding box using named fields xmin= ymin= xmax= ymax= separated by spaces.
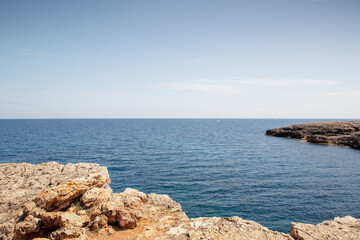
xmin=1 ymin=162 xmax=359 ymax=240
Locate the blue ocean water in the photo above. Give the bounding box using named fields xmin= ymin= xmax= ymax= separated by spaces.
xmin=1 ymin=119 xmax=360 ymax=233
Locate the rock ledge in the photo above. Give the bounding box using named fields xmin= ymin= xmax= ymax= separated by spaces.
xmin=1 ymin=162 xmax=360 ymax=240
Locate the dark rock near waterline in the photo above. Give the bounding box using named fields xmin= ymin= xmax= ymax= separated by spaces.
xmin=266 ymin=121 xmax=360 ymax=149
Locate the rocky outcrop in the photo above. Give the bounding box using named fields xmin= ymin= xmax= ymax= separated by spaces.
xmin=1 ymin=162 xmax=360 ymax=240
xmin=266 ymin=121 xmax=360 ymax=149
xmin=0 ymin=162 xmax=188 ymax=240
xmin=0 ymin=162 xmax=108 ymax=240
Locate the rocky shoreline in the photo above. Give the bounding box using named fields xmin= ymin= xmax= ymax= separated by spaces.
xmin=266 ymin=121 xmax=360 ymax=149
xmin=1 ymin=162 xmax=360 ymax=240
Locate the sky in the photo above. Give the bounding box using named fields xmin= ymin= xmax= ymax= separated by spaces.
xmin=0 ymin=0 xmax=359 ymax=119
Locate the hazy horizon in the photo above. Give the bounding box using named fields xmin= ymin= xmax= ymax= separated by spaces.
xmin=0 ymin=117 xmax=360 ymax=121
xmin=1 ymin=0 xmax=360 ymax=119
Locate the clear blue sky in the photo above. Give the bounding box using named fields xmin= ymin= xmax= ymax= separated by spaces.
xmin=1 ymin=0 xmax=359 ymax=118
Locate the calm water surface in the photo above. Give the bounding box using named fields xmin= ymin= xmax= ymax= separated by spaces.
xmin=1 ymin=119 xmax=359 ymax=233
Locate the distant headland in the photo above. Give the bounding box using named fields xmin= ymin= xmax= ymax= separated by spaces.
xmin=266 ymin=121 xmax=360 ymax=150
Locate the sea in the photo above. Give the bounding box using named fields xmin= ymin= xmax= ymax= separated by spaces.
xmin=1 ymin=119 xmax=359 ymax=233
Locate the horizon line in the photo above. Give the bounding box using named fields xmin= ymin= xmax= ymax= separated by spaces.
xmin=1 ymin=117 xmax=359 ymax=120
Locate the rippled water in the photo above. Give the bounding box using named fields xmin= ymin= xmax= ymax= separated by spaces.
xmin=1 ymin=119 xmax=360 ymax=232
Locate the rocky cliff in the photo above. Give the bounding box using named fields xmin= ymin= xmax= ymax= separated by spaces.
xmin=266 ymin=121 xmax=360 ymax=149
xmin=1 ymin=162 xmax=360 ymax=240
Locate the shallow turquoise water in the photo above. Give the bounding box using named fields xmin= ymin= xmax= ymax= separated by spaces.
xmin=1 ymin=119 xmax=360 ymax=233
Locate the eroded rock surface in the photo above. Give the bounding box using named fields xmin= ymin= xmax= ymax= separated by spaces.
xmin=1 ymin=162 xmax=360 ymax=240
xmin=0 ymin=162 xmax=108 ymax=240
xmin=0 ymin=162 xmax=189 ymax=240
xmin=266 ymin=121 xmax=360 ymax=149
xmin=291 ymin=216 xmax=360 ymax=240
xmin=137 ymin=216 xmax=292 ymax=240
